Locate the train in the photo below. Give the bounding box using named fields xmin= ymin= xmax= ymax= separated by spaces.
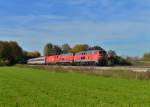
xmin=27 ymin=50 xmax=108 ymax=66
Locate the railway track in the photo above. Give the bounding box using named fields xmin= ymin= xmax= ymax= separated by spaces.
xmin=28 ymin=65 xmax=150 ymax=72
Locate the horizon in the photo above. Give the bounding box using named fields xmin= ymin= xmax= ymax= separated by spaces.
xmin=0 ymin=0 xmax=150 ymax=57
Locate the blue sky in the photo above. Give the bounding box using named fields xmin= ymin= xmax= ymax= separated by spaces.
xmin=0 ymin=0 xmax=150 ymax=57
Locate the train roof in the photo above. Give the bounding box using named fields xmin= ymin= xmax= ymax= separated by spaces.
xmin=75 ymin=50 xmax=106 ymax=55
xmin=60 ymin=53 xmax=74 ymax=56
xmin=75 ymin=50 xmax=97 ymax=55
xmin=28 ymin=56 xmax=45 ymax=61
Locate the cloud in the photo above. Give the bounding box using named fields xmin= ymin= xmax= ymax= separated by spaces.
xmin=0 ymin=0 xmax=150 ymax=56
xmin=0 ymin=14 xmax=150 ymax=56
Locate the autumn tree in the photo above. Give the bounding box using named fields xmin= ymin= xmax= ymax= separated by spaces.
xmin=26 ymin=51 xmax=41 ymax=58
xmin=53 ymin=45 xmax=62 ymax=55
xmin=0 ymin=41 xmax=24 ymax=65
xmin=0 ymin=41 xmax=12 ymax=65
xmin=61 ymin=44 xmax=71 ymax=53
xmin=44 ymin=43 xmax=53 ymax=56
xmin=44 ymin=43 xmax=62 ymax=56
xmin=71 ymin=44 xmax=89 ymax=53
xmin=89 ymin=45 xmax=104 ymax=51
xmin=9 ymin=41 xmax=23 ymax=63
xmin=143 ymin=53 xmax=150 ymax=61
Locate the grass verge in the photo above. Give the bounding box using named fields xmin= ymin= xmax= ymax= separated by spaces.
xmin=0 ymin=66 xmax=150 ymax=107
xmin=24 ymin=65 xmax=150 ymax=80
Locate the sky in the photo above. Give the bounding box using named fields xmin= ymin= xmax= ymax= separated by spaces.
xmin=0 ymin=0 xmax=150 ymax=57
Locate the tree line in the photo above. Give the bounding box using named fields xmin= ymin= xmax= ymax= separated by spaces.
xmin=44 ymin=43 xmax=104 ymax=56
xmin=1 ymin=41 xmax=149 ymax=66
xmin=0 ymin=41 xmax=40 ymax=66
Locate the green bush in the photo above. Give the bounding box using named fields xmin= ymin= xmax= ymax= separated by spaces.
xmin=0 ymin=41 xmax=23 ymax=66
xmin=0 ymin=59 xmax=11 ymax=66
xmin=143 ymin=53 xmax=150 ymax=61
xmin=108 ymin=56 xmax=132 ymax=66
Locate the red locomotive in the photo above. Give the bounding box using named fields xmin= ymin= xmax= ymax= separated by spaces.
xmin=27 ymin=50 xmax=108 ymax=66
xmin=46 ymin=55 xmax=59 ymax=64
xmin=73 ymin=50 xmax=107 ymax=65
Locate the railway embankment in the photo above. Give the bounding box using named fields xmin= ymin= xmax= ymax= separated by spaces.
xmin=25 ymin=65 xmax=150 ymax=80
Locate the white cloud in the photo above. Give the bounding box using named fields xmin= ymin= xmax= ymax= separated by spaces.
xmin=1 ymin=0 xmax=150 ymax=56
xmin=0 ymin=15 xmax=150 ymax=56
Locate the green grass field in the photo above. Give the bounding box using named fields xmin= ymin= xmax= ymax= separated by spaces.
xmin=0 ymin=67 xmax=150 ymax=107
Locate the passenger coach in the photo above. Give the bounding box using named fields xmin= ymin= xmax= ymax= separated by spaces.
xmin=27 ymin=57 xmax=45 ymax=65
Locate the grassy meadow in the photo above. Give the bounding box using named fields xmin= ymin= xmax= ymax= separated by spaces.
xmin=0 ymin=67 xmax=150 ymax=107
